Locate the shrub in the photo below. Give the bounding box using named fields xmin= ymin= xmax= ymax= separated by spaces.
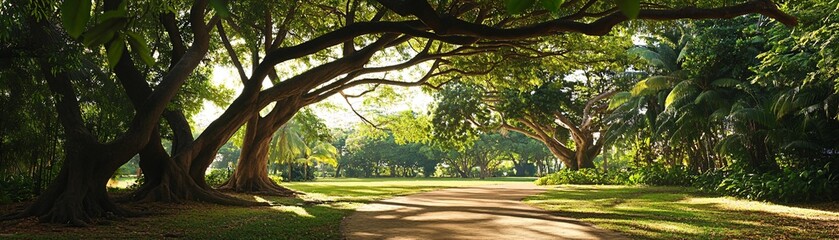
xmin=628 ymin=165 xmax=694 ymax=186
xmin=696 ymin=163 xmax=838 ymax=203
xmin=269 ymin=175 xmax=283 ymax=183
xmin=535 ymin=169 xmax=609 ymax=185
xmin=537 ymin=163 xmax=838 ymax=203
xmin=535 ymin=166 xmax=695 ymax=186
xmin=206 ymin=169 xmax=232 ymax=187
xmin=0 ymin=176 xmax=35 ymax=204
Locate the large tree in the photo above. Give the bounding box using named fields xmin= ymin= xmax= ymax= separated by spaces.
xmin=2 ymin=0 xmax=225 ymax=225
xmin=433 ymin=63 xmax=630 ymax=171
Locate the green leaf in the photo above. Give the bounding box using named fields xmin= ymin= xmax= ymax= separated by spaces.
xmin=125 ymin=31 xmax=155 ymax=66
xmin=608 ymin=91 xmax=632 ymax=110
xmin=505 ymin=0 xmax=536 ymax=14
xmin=711 ymin=78 xmax=741 ymax=88
xmin=732 ymin=108 xmax=778 ymax=128
xmin=61 ymin=0 xmax=93 ymax=38
xmin=97 ymin=9 xmax=128 ymax=24
xmin=631 ymin=76 xmax=674 ymax=96
xmin=106 ymin=34 xmax=125 ymax=70
xmin=617 ymin=0 xmax=640 ymax=19
xmin=82 ymin=18 xmax=127 ymax=47
xmin=209 ymin=0 xmax=231 ymax=18
xmin=665 ymin=81 xmax=697 ymax=109
xmin=694 ymin=90 xmax=725 ymax=108
xmin=540 ymin=0 xmax=565 ymax=13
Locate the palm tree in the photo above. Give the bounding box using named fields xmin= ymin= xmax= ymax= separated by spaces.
xmin=271 ymin=121 xmax=307 ymax=181
xmin=296 ymin=140 xmax=339 ymax=179
xmin=609 ymin=26 xmax=743 ymax=171
xmin=269 ymin=111 xmax=338 ymax=181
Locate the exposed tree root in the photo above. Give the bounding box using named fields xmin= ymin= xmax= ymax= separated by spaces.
xmin=219 ymin=174 xmax=299 ymax=197
xmin=130 ymin=171 xmax=268 ymax=206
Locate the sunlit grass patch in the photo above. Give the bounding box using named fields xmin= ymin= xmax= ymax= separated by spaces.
xmin=525 ymin=185 xmax=839 ymax=240
xmin=283 ymin=177 xmax=529 ymax=202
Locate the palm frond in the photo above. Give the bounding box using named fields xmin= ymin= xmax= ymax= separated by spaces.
xmin=628 ymin=47 xmax=667 ymax=69
xmin=631 ymin=76 xmax=675 ymax=96
xmin=782 ymin=140 xmax=823 ymax=150
xmin=665 ymin=81 xmax=698 ymax=109
xmin=608 ymin=91 xmax=633 ymax=110
xmin=731 ymin=108 xmax=778 ymax=128
xmin=711 ymin=78 xmax=742 ymax=88
xmin=694 ymin=90 xmax=726 ymax=109
xmin=715 ymin=135 xmax=746 ymax=158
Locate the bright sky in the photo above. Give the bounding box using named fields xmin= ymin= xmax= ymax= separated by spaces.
xmin=191 ymin=65 xmax=434 ymax=133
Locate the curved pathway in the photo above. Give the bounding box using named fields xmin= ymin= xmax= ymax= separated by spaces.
xmin=342 ymin=183 xmax=625 ymax=240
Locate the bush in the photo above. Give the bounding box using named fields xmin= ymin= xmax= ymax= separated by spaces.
xmin=535 ymin=169 xmax=609 ymax=185
xmin=0 ymin=176 xmax=35 ymax=204
xmin=206 ymin=169 xmax=232 ymax=187
xmin=269 ymin=175 xmax=283 ymax=183
xmin=535 ymin=166 xmax=695 ymax=186
xmin=695 ymin=163 xmax=838 ymax=203
xmin=537 ymin=163 xmax=838 ymax=203
xmin=628 ymin=165 xmax=694 ymax=186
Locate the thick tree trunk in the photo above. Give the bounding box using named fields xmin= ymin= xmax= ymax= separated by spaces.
xmin=8 ymin=139 xmax=135 ymax=226
xmin=577 ymin=133 xmax=604 ymax=170
xmin=8 ymin=25 xmax=146 ymax=224
xmin=545 ymin=142 xmax=577 ymax=170
xmin=219 ymin=117 xmax=293 ymax=195
xmin=221 ymin=101 xmax=299 ymax=194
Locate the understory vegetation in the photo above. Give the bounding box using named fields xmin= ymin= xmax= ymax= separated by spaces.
xmin=536 ymin=163 xmax=838 ymax=202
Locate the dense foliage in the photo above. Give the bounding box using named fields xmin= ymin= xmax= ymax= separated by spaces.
xmin=553 ymin=3 xmax=839 ymax=203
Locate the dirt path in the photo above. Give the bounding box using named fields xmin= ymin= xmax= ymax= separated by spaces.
xmin=342 ymin=183 xmax=625 ymax=240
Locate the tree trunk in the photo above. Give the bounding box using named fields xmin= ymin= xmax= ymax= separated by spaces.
xmin=7 ymin=29 xmax=139 ymax=224
xmin=219 ymin=115 xmax=295 ymax=195
xmin=550 ymin=148 xmax=577 ymax=170
xmin=288 ymin=160 xmax=293 ymax=182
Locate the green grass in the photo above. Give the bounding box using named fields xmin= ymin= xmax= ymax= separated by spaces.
xmin=0 ymin=177 xmax=529 ymax=240
xmin=4 ymin=178 xmax=835 ymax=239
xmin=284 ymin=177 xmax=535 ymax=202
xmin=525 ymin=185 xmax=839 ymax=240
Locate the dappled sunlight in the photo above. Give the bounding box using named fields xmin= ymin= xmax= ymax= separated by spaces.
xmin=345 ymin=184 xmax=626 ymax=240
xmin=681 ymin=197 xmax=839 ymax=221
xmin=270 ymin=205 xmax=314 ymax=218
xmin=252 ymin=195 xmax=271 ymax=203
xmin=527 ymin=185 xmax=839 ymax=239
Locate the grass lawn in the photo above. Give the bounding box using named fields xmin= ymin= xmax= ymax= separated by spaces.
xmin=525 ymin=185 xmax=839 ymax=240
xmin=0 ymin=177 xmax=533 ymax=240
xmin=2 ymin=178 xmax=836 ymax=239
